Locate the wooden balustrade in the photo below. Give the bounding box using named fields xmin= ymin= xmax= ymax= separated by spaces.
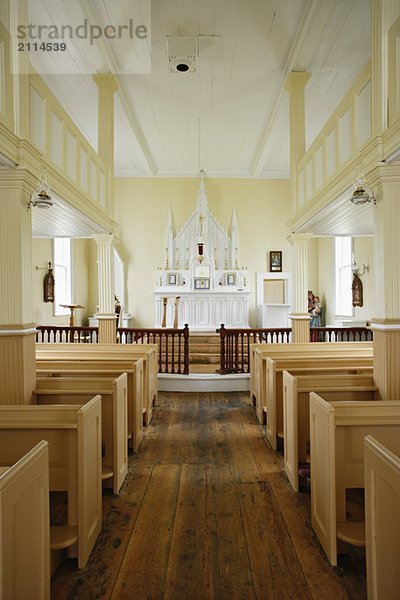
xmin=36 ymin=325 xmax=98 ymax=344
xmin=310 ymin=327 xmax=373 ymax=342
xmin=117 ymin=324 xmax=190 ymax=375
xmin=217 ymin=325 xmax=292 ymax=375
xmin=218 ymin=325 xmax=373 ymax=374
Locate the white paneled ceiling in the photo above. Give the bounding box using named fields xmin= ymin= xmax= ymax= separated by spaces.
xmin=31 ymin=194 xmax=109 ymax=238
xmin=30 ymin=0 xmax=371 ymax=178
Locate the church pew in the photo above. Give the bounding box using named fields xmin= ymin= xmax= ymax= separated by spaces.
xmin=364 ymin=436 xmax=400 ymax=600
xmin=0 ymin=440 xmax=50 ymax=600
xmin=282 ymin=371 xmax=377 ymax=491
xmin=36 ymin=360 xmax=144 ymax=452
xmin=0 ymin=397 xmax=102 ymax=570
xmin=309 ymin=394 xmax=400 ymax=567
xmin=250 ymin=341 xmax=373 ymax=408
xmin=36 ymin=343 xmax=157 ymax=425
xmin=36 ymin=357 xmax=147 ymax=432
xmin=34 ymin=374 xmax=128 ymax=495
xmin=265 ymin=355 xmax=374 ymax=450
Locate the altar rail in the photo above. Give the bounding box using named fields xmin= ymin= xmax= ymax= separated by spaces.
xmin=217 ymin=325 xmax=292 ymax=375
xmin=117 ymin=325 xmax=190 ymax=375
xmin=36 ymin=325 xmax=189 ymax=375
xmin=310 ymin=327 xmax=373 ymax=343
xmin=217 ymin=325 xmax=373 ymax=374
xmin=36 ymin=325 xmax=98 ymax=344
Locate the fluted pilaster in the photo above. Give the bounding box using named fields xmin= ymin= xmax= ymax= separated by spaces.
xmin=369 ymin=163 xmax=400 ymax=399
xmin=94 ymin=234 xmax=116 ymax=343
xmin=287 ymin=233 xmax=312 ymax=342
xmin=0 ymin=180 xmax=33 ymax=325
xmin=0 ymin=170 xmax=36 ymax=403
xmin=370 ymin=164 xmax=400 ymax=318
xmin=284 ymin=71 xmax=311 ymax=210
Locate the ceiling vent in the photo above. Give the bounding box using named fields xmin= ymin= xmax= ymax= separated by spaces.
xmin=166 ymin=36 xmax=197 ymax=73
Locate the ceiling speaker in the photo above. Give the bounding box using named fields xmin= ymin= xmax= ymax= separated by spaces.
xmin=166 ymin=37 xmax=197 ymax=73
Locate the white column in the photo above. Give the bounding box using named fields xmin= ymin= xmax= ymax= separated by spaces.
xmin=0 ymin=170 xmax=36 ymax=403
xmin=369 ymin=163 xmax=400 ymax=399
xmin=95 ymin=234 xmax=116 ymax=343
xmin=288 ymin=233 xmax=312 ymax=342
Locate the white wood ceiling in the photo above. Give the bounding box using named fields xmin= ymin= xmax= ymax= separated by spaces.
xmin=32 ymin=0 xmax=371 ymax=179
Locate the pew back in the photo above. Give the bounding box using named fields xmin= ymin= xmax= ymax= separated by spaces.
xmin=0 ymin=397 xmax=102 ymax=569
xmin=37 ymin=361 xmax=144 ymax=452
xmin=34 ymin=374 xmax=128 ymax=495
xmin=250 ymin=342 xmax=373 ymax=404
xmin=265 ymin=355 xmax=374 ymax=450
xmin=282 ymin=371 xmax=377 ymax=491
xmin=365 ymin=436 xmax=400 ymax=600
xmin=0 ymin=440 xmax=50 ymax=600
xmin=36 ymin=344 xmax=156 ymax=425
xmin=309 ymin=394 xmax=400 ymax=566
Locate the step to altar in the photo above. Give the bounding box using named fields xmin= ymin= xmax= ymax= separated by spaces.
xmin=158 ymin=373 xmax=250 ymax=392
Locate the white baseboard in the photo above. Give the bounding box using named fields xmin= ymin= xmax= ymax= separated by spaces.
xmin=158 ymin=373 xmax=250 ymax=392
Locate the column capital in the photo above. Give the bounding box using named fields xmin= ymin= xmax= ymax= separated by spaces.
xmin=284 ymin=71 xmax=311 ymax=93
xmin=368 ymin=163 xmax=400 ymax=188
xmin=93 ymin=73 xmax=119 ymax=93
xmin=287 ymin=232 xmax=313 ymax=246
xmin=93 ymin=233 xmax=114 ymax=246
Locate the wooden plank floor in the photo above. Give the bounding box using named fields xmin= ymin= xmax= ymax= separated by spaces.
xmin=51 ymin=392 xmax=367 ymax=599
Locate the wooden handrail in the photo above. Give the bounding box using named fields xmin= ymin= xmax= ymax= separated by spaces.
xmin=217 ymin=324 xmax=292 ymax=374
xmin=117 ymin=324 xmax=190 ymax=375
xmin=36 ymin=325 xmax=98 ymax=344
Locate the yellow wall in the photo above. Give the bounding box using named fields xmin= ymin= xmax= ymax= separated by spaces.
xmin=114 ymin=177 xmax=292 ymax=327
xmin=32 ymin=238 xmax=91 ymax=326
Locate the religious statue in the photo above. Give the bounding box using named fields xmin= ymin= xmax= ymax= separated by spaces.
xmin=43 ymin=261 xmax=55 ymax=303
xmin=352 ymin=273 xmax=363 ymax=307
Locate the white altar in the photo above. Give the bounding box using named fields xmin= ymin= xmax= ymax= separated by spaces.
xmin=153 ymin=171 xmax=250 ymax=331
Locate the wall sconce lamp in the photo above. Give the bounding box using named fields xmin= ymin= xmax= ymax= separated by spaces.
xmin=350 ymin=167 xmax=376 ymax=205
xmin=28 ymin=170 xmax=53 ymax=209
xmin=352 ymin=253 xmax=369 ymax=277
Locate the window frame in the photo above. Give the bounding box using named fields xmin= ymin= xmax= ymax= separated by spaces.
xmin=53 ymin=238 xmax=73 ymax=317
xmin=334 ymin=236 xmax=353 ymax=318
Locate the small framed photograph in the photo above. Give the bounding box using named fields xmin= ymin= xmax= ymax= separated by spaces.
xmin=194 ymin=278 xmax=210 ymax=290
xmin=168 ymin=273 xmax=177 ymax=285
xmin=269 ymin=251 xmax=282 ymax=272
xmin=226 ymin=273 xmax=236 ymax=285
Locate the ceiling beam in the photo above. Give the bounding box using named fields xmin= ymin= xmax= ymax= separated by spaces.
xmin=251 ymin=0 xmax=321 ymax=177
xmin=81 ymin=2 xmax=157 ymax=176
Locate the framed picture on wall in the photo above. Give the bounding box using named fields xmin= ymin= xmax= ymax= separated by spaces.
xmin=269 ymin=251 xmax=282 ymax=272
xmin=168 ymin=273 xmax=177 ymax=285
xmin=226 ymin=273 xmax=236 ymax=285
